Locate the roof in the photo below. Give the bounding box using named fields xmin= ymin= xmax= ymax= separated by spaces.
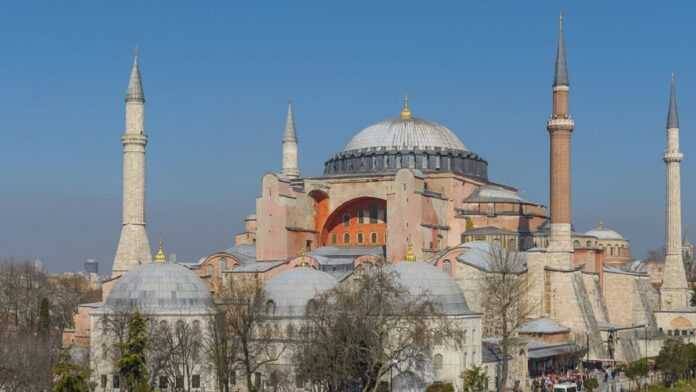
xmin=232 ymin=260 xmax=285 ymax=273
xmin=343 ymin=115 xmax=468 ymax=153
xmin=667 ymin=74 xmax=680 ymax=129
xmin=126 ymin=54 xmax=144 ymax=102
xmin=464 ymin=185 xmax=525 ymax=203
xmin=386 ymin=261 xmax=472 ymax=315
xmin=223 ymin=244 xmax=258 ymax=264
xmin=519 ymin=318 xmax=570 ymax=334
xmin=527 ymin=342 xmax=579 ymax=359
xmin=104 ymin=263 xmax=215 ymax=314
xmin=265 ymin=267 xmax=337 ymax=317
xmin=455 ymin=241 xmax=528 ymax=273
xmin=553 ymin=14 xmax=569 ymax=87
xmin=585 ymin=222 xmax=625 ymax=240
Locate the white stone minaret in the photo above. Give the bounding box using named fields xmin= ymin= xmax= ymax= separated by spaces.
xmin=281 ymin=100 xmax=300 ymax=178
xmin=661 ymin=74 xmax=689 ymax=310
xmin=112 ymin=53 xmax=152 ymax=276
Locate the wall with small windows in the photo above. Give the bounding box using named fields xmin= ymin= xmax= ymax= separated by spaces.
xmin=320 ymin=197 xmax=387 ymax=247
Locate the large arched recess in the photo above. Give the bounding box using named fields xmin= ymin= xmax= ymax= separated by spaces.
xmin=320 ymin=197 xmax=387 ymax=247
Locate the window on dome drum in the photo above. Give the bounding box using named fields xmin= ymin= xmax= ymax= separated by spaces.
xmin=370 ymin=232 xmax=378 ymax=244
xmin=357 ymin=232 xmax=364 ymax=244
xmin=343 ymin=213 xmax=351 ymax=226
xmin=192 ymin=375 xmax=200 ymax=388
xmin=433 ymin=353 xmax=443 ymax=371
xmin=343 ymin=233 xmax=350 ymax=244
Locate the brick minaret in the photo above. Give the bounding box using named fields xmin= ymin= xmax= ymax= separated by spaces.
xmin=661 ymin=74 xmax=689 ymax=310
xmin=112 ymin=53 xmax=152 ymax=276
xmin=546 ymin=14 xmax=575 ymax=255
xmin=281 ymin=100 xmax=300 ymax=178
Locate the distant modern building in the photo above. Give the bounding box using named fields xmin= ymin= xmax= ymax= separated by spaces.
xmin=84 ymin=259 xmax=98 ymax=275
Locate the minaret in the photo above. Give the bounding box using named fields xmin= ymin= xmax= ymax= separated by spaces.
xmin=661 ymin=74 xmax=689 ymax=310
xmin=112 ymin=53 xmax=152 ymax=276
xmin=546 ymin=13 xmax=575 ymax=256
xmin=281 ymin=100 xmax=300 ymax=178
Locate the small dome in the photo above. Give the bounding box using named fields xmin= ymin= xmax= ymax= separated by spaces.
xmin=105 ymin=263 xmax=215 ymax=314
xmin=585 ymin=222 xmax=624 ymax=240
xmin=265 ymin=267 xmax=337 ymax=316
xmin=344 ymin=117 xmax=468 ymax=153
xmin=386 ymin=261 xmax=470 ymax=315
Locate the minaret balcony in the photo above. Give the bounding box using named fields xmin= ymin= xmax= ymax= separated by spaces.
xmin=546 ymin=117 xmax=574 ymax=132
xmin=663 ymin=151 xmax=683 ymax=163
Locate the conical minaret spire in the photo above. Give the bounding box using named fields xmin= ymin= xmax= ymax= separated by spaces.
xmin=661 ymin=73 xmax=688 ymax=310
xmin=553 ymin=13 xmax=569 ymax=87
xmin=546 ymin=13 xmax=575 ymax=262
xmin=281 ymin=100 xmax=300 ymax=178
xmin=113 ymin=51 xmax=153 ymax=276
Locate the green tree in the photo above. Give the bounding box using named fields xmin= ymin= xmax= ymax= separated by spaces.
xmin=53 ymin=350 xmax=90 ymax=392
xmin=584 ymin=377 xmax=599 ymax=392
xmin=461 ymin=366 xmax=489 ymax=392
xmin=39 ymin=297 xmax=50 ymax=336
xmin=426 ymin=383 xmax=455 ymax=392
xmin=625 ymin=359 xmax=648 ymax=390
xmin=116 ymin=312 xmax=151 ymax=392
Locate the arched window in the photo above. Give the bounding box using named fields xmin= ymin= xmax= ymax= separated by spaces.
xmin=443 ymin=260 xmax=452 ymax=275
xmin=265 ymin=300 xmax=276 ymax=315
xmin=207 ymin=265 xmax=214 ymax=275
xmin=102 ymin=343 xmax=108 ymax=360
xmin=219 ymin=258 xmax=227 ymax=271
xmin=573 ymin=240 xmax=580 ymax=249
xmin=462 ymin=329 xmax=468 ymax=345
xmin=586 ymin=240 xmax=592 ymax=248
xmin=358 ymin=209 xmax=365 ymax=224
xmin=342 ymin=213 xmax=351 ymax=226
xmin=176 ymin=319 xmax=185 ymax=333
xmin=343 ymin=233 xmax=350 ymax=244
xmin=433 ymin=353 xmax=444 ymax=371
xmin=357 ymin=232 xmax=364 ymax=244
xmin=370 ymin=232 xmax=378 ymax=244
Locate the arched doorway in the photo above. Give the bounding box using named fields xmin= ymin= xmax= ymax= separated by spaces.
xmin=321 ymin=197 xmax=387 ymax=247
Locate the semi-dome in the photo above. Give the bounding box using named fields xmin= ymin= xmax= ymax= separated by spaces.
xmin=585 ymin=221 xmax=625 ymax=240
xmin=265 ymin=266 xmax=337 ymax=317
xmin=386 ymin=261 xmax=471 ymax=315
xmin=323 ymin=99 xmax=487 ymax=179
xmin=344 ymin=117 xmax=468 ymax=153
xmin=105 ymin=263 xmax=215 ymax=314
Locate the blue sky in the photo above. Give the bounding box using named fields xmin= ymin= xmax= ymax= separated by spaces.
xmin=2 ymin=1 xmax=695 ymax=272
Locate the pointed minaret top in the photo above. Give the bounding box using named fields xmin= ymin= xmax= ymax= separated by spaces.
xmin=126 ymin=50 xmax=145 ymax=103
xmin=283 ymin=99 xmax=297 ymax=142
xmin=667 ymin=73 xmax=679 ymax=129
xmin=553 ymin=13 xmax=569 ymax=87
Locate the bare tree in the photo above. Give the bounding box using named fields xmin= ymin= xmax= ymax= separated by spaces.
xmin=155 ymin=319 xmax=204 ymax=392
xmin=480 ymin=245 xmax=535 ymax=391
xmin=216 ymin=277 xmax=285 ymax=392
xmin=204 ymin=313 xmax=240 ymax=392
xmin=293 ymin=264 xmax=463 ymax=392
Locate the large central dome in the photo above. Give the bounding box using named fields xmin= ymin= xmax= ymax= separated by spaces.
xmin=323 ymin=98 xmax=488 ymax=180
xmin=344 ymin=117 xmax=468 ymax=153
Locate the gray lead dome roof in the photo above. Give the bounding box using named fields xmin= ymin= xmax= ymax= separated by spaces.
xmin=386 ymin=261 xmax=471 ymax=315
xmin=343 ymin=117 xmax=468 ymax=153
xmin=105 ymin=263 xmax=215 ymax=314
xmin=265 ymin=267 xmax=337 ymax=317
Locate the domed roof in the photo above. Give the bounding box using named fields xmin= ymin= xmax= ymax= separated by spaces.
xmin=105 ymin=263 xmax=215 ymax=314
xmin=344 ymin=117 xmax=468 ymax=153
xmin=386 ymin=261 xmax=471 ymax=315
xmin=343 ymin=99 xmax=467 ymax=153
xmin=265 ymin=267 xmax=337 ymax=317
xmin=585 ymin=221 xmax=625 ymax=240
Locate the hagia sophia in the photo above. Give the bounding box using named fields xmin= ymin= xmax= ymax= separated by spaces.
xmin=63 ymin=15 xmax=696 ymax=392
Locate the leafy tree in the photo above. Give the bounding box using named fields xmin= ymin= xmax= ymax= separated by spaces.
xmin=625 ymin=359 xmax=648 ymax=390
xmin=116 ymin=312 xmax=150 ymax=392
xmin=53 ymin=350 xmax=90 ymax=392
xmin=426 ymin=382 xmax=455 ymax=392
xmin=584 ymin=377 xmax=599 ymax=392
xmin=461 ymin=366 xmax=489 ymax=392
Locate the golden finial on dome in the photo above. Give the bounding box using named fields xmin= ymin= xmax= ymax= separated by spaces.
xmin=400 ymin=95 xmax=412 ymax=120
xmin=154 ymin=240 xmax=167 ymax=263
xmin=405 ymin=240 xmax=416 ymax=262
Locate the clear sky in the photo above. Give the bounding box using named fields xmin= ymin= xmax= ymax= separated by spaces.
xmin=3 ymin=1 xmax=695 ymax=272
